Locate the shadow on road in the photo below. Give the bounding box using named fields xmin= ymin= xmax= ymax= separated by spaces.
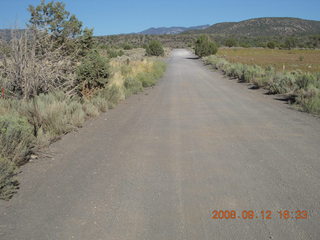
xmin=185 ymin=57 xmax=200 ymax=60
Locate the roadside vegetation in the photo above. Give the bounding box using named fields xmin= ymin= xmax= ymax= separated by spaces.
xmin=194 ymin=35 xmax=218 ymax=57
xmin=145 ymin=40 xmax=164 ymax=56
xmin=204 ymin=55 xmax=320 ymax=115
xmin=0 ymin=1 xmax=166 ymax=200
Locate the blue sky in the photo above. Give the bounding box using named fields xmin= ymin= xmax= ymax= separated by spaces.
xmin=1 ymin=0 xmax=320 ymax=35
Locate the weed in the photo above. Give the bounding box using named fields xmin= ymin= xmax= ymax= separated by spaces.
xmin=98 ymin=85 xmax=123 ymax=109
xmin=90 ymin=96 xmax=109 ymax=112
xmin=0 ymin=157 xmax=19 ymax=200
xmin=82 ymin=102 xmax=100 ymax=117
xmin=124 ymin=78 xmax=143 ymax=97
xmin=0 ymin=114 xmax=34 ymax=165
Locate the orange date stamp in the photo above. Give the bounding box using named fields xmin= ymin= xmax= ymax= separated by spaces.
xmin=210 ymin=210 xmax=309 ymax=220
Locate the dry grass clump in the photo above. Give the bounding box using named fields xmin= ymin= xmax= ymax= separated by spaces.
xmin=108 ymin=58 xmax=165 ymax=97
xmin=0 ymin=157 xmax=19 ymax=200
xmin=0 ymin=114 xmax=34 ymax=165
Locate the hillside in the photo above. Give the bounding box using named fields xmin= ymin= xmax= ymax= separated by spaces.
xmin=139 ymin=25 xmax=209 ymax=35
xmin=185 ymin=17 xmax=320 ymax=36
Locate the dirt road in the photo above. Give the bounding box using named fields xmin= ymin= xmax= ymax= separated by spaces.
xmin=1 ymin=49 xmax=320 ymax=239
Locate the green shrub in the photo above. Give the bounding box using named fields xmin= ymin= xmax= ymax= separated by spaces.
xmin=0 ymin=157 xmax=19 ymax=200
xmin=0 ymin=98 xmax=21 ymax=116
xmin=82 ymin=101 xmax=100 ymax=117
xmin=252 ymin=66 xmax=275 ymax=88
xmin=206 ymin=56 xmax=266 ymax=86
xmin=224 ymin=63 xmax=245 ymax=79
xmin=268 ymin=72 xmax=297 ymax=94
xmin=295 ymin=73 xmax=316 ymax=89
xmin=23 ymin=94 xmax=70 ymax=137
xmin=239 ymin=42 xmax=250 ymax=48
xmin=99 ymin=44 xmax=109 ymax=50
xmin=225 ymin=38 xmax=237 ymax=47
xmin=120 ymin=64 xmax=132 ymax=77
xmin=252 ymin=76 xmax=269 ymax=88
xmin=108 ymin=49 xmax=124 ymax=58
xmin=90 ymin=95 xmax=109 ymax=112
xmin=0 ymin=93 xmax=87 ymax=150
xmin=223 ymin=63 xmax=233 ymax=76
xmin=78 ymin=28 xmax=95 ymax=57
xmin=136 ymin=61 xmax=166 ymax=87
xmin=66 ymin=101 xmax=86 ymax=127
xmin=205 ymin=55 xmax=228 ymax=70
xmin=302 ymin=94 xmax=320 ymax=114
xmin=242 ymin=65 xmax=265 ymax=84
xmin=284 ymin=37 xmax=297 ymax=50
xmin=152 ymin=61 xmax=166 ymax=78
xmin=23 ymin=92 xmax=86 ymax=140
xmin=0 ymin=114 xmax=34 ymax=165
xmin=124 ymin=78 xmax=143 ymax=96
xmin=295 ymin=87 xmax=320 ymax=114
xmin=98 ymin=85 xmax=123 ymax=109
xmin=136 ymin=72 xmax=154 ymax=87
xmin=195 ymin=35 xmax=218 ymax=57
xmin=76 ymin=50 xmax=111 ymax=92
xmin=145 ymin=40 xmax=164 ymax=56
xmin=122 ymin=43 xmax=133 ymax=50
xmin=267 ymin=41 xmax=276 ymax=49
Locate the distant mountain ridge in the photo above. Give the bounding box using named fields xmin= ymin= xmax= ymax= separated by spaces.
xmin=2 ymin=18 xmax=320 ymax=40
xmin=138 ymin=25 xmax=210 ymax=35
xmin=185 ymin=17 xmax=320 ymax=36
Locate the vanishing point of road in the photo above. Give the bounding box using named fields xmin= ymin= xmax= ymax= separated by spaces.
xmin=1 ymin=49 xmax=320 ymax=239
